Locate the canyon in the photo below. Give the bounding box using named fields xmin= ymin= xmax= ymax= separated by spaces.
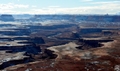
xmin=0 ymin=14 xmax=120 ymax=71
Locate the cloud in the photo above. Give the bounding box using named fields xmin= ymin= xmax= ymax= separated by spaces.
xmin=30 ymin=2 xmax=120 ymax=14
xmin=90 ymin=1 xmax=120 ymax=5
xmin=0 ymin=3 xmax=29 ymax=14
xmin=0 ymin=3 xmax=29 ymax=10
xmin=0 ymin=2 xmax=120 ymax=14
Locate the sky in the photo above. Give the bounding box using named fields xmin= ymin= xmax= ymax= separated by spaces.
xmin=0 ymin=0 xmax=120 ymax=14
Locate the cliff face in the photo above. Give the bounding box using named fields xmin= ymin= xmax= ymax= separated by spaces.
xmin=0 ymin=37 xmax=46 ymax=54
xmin=0 ymin=14 xmax=14 ymax=22
xmin=30 ymin=37 xmax=45 ymax=44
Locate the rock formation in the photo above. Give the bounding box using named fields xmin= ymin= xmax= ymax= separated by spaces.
xmin=0 ymin=14 xmax=14 ymax=22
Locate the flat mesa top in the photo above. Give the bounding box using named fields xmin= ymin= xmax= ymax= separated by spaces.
xmin=0 ymin=51 xmax=27 ymax=65
xmin=82 ymin=37 xmax=109 ymax=40
xmin=0 ymin=40 xmax=28 ymax=46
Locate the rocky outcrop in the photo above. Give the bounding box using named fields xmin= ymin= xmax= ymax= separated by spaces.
xmin=30 ymin=37 xmax=45 ymax=44
xmin=0 ymin=36 xmax=46 ymax=56
xmin=44 ymin=49 xmax=57 ymax=59
xmin=80 ymin=28 xmax=103 ymax=34
xmin=46 ymin=42 xmax=80 ymax=59
xmin=78 ymin=38 xmax=113 ymax=48
xmin=0 ymin=37 xmax=45 ymax=70
xmin=71 ymin=31 xmax=80 ymax=38
xmin=0 ymin=57 xmax=30 ymax=70
xmin=0 ymin=51 xmax=30 ymax=70
xmin=0 ymin=14 xmax=14 ymax=22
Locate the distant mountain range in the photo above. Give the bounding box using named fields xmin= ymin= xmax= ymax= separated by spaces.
xmin=116 ymin=12 xmax=120 ymax=15
xmin=0 ymin=14 xmax=120 ymax=22
xmin=13 ymin=14 xmax=33 ymax=19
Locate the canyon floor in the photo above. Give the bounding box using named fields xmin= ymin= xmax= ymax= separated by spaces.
xmin=0 ymin=25 xmax=120 ymax=71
